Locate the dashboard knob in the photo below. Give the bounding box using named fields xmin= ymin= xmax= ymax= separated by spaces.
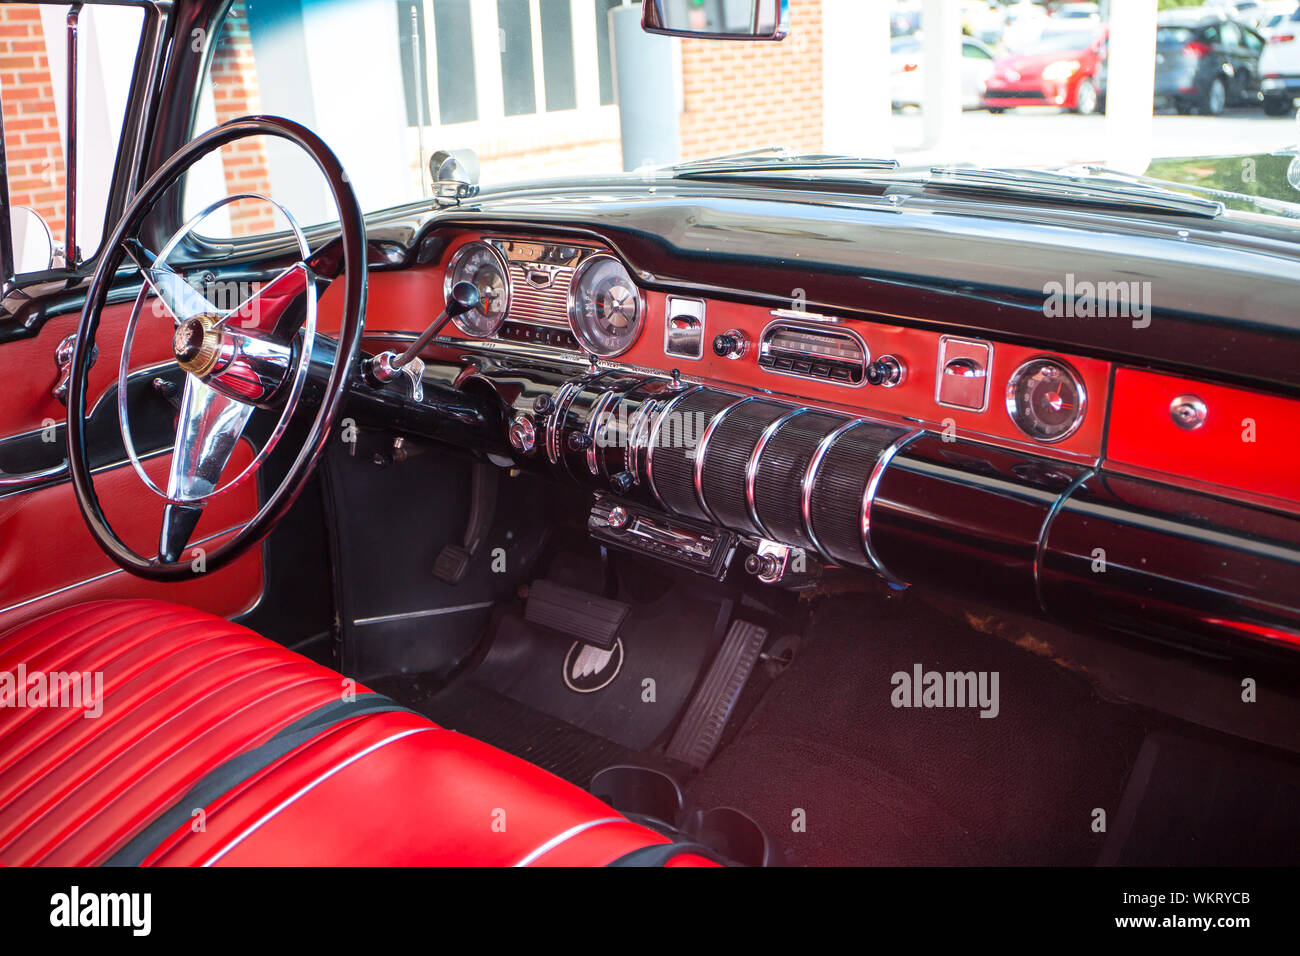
xmin=712 ymin=330 xmax=749 ymax=360
xmin=532 ymin=394 xmax=554 ymax=415
xmin=609 ymin=471 xmax=636 ymax=495
xmin=744 ymin=553 xmax=778 ymax=579
xmin=567 ymin=432 xmax=593 ymax=452
xmin=865 ymin=354 xmax=906 ymax=388
xmin=508 ymin=414 xmax=536 ymax=455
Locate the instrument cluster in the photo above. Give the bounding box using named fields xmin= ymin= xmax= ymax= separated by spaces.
xmin=442 ymin=238 xmax=644 ymax=358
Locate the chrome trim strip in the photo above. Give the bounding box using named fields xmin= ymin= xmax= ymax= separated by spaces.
xmin=64 ymin=5 xmax=79 ymax=267
xmin=0 ymin=459 xmax=68 ymax=489
xmin=545 ymin=381 xmax=580 ymax=464
xmin=586 ymin=389 xmax=621 ymax=476
xmin=644 ymin=385 xmax=701 ymax=509
xmin=861 ymin=429 xmax=925 ymax=586
xmin=746 ymin=408 xmax=806 ymax=538
xmin=0 ymin=444 xmax=170 ymax=504
xmin=623 ymin=396 xmax=658 ymax=481
xmin=0 ymin=517 xmax=252 ymax=618
xmin=694 ymin=397 xmax=752 ymax=525
xmin=802 ymin=418 xmax=865 ymax=560
xmin=512 ymin=817 xmax=626 ymax=867
xmin=1034 ymin=467 xmax=1096 ymax=611
xmin=353 ymin=601 xmax=496 ymax=627
xmin=201 ymin=728 xmax=435 ymax=867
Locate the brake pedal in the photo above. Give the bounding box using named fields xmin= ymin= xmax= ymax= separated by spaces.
xmin=666 ymin=619 xmax=769 ymax=768
xmin=524 ymin=579 xmax=630 ymax=651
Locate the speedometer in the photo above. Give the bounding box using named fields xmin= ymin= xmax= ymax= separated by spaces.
xmin=1005 ymin=357 xmax=1087 ymax=443
xmin=445 ymin=240 xmax=509 ymax=336
xmin=568 ymin=254 xmax=643 ymax=357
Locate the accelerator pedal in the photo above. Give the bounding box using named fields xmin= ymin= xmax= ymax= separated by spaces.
xmin=525 ymin=579 xmax=630 ymax=651
xmin=666 ymin=619 xmax=769 ymax=768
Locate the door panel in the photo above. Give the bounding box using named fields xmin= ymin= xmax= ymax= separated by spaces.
xmin=0 ymin=299 xmax=176 ymax=440
xmin=0 ymin=299 xmax=264 ymax=632
xmin=0 ymin=443 xmax=263 ymax=633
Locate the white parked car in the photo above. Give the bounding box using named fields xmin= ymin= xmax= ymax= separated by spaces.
xmin=1260 ymin=5 xmax=1300 ymax=113
xmin=1260 ymin=0 xmax=1300 ymax=34
xmin=891 ymin=35 xmax=997 ymax=110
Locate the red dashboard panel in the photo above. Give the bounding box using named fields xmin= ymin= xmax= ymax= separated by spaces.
xmin=347 ymin=233 xmax=1110 ymax=462
xmin=341 ymin=233 xmax=1300 ymax=507
xmin=1106 ymin=368 xmax=1300 ymax=506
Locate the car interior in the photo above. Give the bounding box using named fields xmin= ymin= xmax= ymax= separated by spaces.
xmin=1 ymin=0 xmax=1300 ymax=870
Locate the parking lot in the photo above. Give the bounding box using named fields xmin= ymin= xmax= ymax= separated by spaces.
xmin=891 ymin=104 xmax=1300 ymax=168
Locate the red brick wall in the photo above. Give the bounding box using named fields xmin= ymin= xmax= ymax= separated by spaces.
xmin=208 ymin=1 xmax=275 ymax=235
xmin=0 ymin=4 xmax=66 ymax=238
xmin=678 ymin=0 xmax=824 ymax=161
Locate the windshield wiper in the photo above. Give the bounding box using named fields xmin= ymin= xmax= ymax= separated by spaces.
xmin=1075 ymin=164 xmax=1300 ymax=221
xmin=925 ymin=166 xmax=1225 ymax=219
xmin=672 ymin=150 xmax=900 ymax=178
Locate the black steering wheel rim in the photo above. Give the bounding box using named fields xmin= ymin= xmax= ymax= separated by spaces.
xmin=67 ymin=115 xmax=368 ymax=581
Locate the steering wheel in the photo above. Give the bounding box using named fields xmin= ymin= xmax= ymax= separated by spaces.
xmin=67 ymin=116 xmax=367 ymax=581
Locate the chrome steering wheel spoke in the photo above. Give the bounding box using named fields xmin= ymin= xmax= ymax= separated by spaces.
xmin=116 ymin=193 xmax=318 ymax=547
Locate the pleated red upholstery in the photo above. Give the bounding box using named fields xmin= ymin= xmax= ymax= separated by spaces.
xmin=0 ymin=600 xmax=715 ymax=867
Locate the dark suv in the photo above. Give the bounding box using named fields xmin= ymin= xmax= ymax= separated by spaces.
xmin=1155 ymin=9 xmax=1266 ymax=114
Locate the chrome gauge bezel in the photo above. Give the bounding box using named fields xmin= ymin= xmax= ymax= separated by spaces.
xmin=1005 ymin=356 xmax=1088 ymax=444
xmin=444 ymin=240 xmax=511 ymax=337
xmin=567 ymin=253 xmax=645 ymax=358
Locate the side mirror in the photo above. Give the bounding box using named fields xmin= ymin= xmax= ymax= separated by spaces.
xmin=429 ymin=149 xmax=481 ymax=206
xmin=642 ymin=0 xmax=789 ymax=41
xmin=9 ymin=206 xmax=54 ymax=275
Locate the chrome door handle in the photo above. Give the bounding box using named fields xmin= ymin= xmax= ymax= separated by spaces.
xmin=53 ymin=333 xmax=97 ymax=406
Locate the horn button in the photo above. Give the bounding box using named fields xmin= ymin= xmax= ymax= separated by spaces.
xmin=173 ymin=315 xmax=222 ymax=375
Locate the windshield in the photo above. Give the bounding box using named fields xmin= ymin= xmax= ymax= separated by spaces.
xmin=184 ymin=0 xmax=1300 ymax=236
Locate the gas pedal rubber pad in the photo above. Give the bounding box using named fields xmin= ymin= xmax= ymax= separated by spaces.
xmin=666 ymin=619 xmax=769 ymax=768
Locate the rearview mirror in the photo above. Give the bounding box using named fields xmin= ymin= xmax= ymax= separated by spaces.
xmin=642 ymin=0 xmax=789 ymax=41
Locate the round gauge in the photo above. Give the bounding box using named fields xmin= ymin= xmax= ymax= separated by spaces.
xmin=1005 ymin=357 xmax=1088 ymax=443
xmin=445 ymin=241 xmax=510 ymax=336
xmin=568 ymin=254 xmax=644 ymax=356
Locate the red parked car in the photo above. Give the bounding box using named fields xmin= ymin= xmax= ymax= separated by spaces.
xmin=982 ymin=28 xmax=1109 ymax=113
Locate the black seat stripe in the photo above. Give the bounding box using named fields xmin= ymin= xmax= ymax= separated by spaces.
xmin=104 ymin=693 xmax=416 ymax=867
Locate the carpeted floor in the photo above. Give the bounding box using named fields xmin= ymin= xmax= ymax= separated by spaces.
xmin=685 ymin=595 xmax=1149 ymax=866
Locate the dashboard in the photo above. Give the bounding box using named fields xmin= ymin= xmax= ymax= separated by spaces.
xmin=361 ymin=230 xmax=1298 ymax=510
xmin=337 ymin=224 xmax=1300 ymax=657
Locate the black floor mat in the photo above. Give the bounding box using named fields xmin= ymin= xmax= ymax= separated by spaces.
xmin=685 ymin=595 xmax=1148 ymax=866
xmin=449 ymin=592 xmax=730 ymax=751
xmin=371 ymin=676 xmax=642 ymax=785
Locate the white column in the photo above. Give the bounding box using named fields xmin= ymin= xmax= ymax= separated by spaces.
xmin=1104 ymin=0 xmax=1157 ymax=173
xmin=821 ymin=0 xmax=892 ymax=157
xmin=920 ymin=0 xmax=961 ymax=153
